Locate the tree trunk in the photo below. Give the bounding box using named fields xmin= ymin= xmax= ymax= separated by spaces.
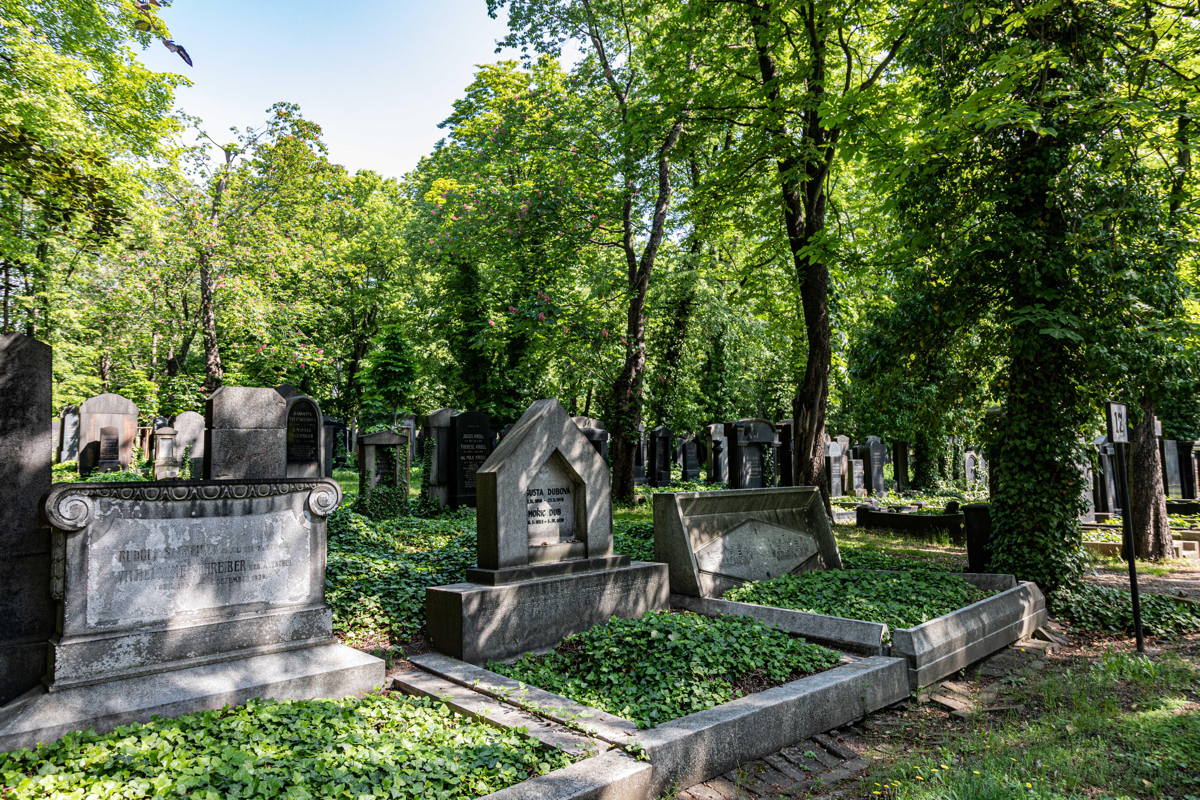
xmin=1129 ymin=402 xmax=1173 ymax=560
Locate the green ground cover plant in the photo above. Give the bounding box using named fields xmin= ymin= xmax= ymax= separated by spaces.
xmin=0 ymin=693 xmax=574 ymax=800
xmin=864 ymin=651 xmax=1200 ymax=799
xmin=1050 ymin=582 xmax=1200 ymax=636
xmin=489 ymin=611 xmax=842 ymax=728
xmin=723 ymin=570 xmax=992 ymax=634
xmin=839 ymin=549 xmax=952 ymax=572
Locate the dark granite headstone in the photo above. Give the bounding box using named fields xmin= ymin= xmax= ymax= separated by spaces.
xmin=322 ymin=417 xmax=348 ymax=478
xmin=1161 ymin=439 xmax=1184 ymax=499
xmin=678 ymin=436 xmax=700 ymax=481
xmin=284 ymin=398 xmax=322 ymax=478
xmin=866 ymin=437 xmax=887 ymax=495
xmin=647 ymin=426 xmax=673 ymax=487
xmin=704 ymin=423 xmax=728 ymax=484
xmin=0 ymin=334 xmax=54 ymax=706
xmin=1095 ymin=437 xmax=1121 ymax=515
xmin=449 ymin=411 xmax=495 ymax=509
xmin=850 ymin=459 xmax=867 ymax=496
xmin=724 ymin=419 xmax=779 ymax=489
xmin=777 ymin=421 xmax=794 ymax=487
xmin=57 ymin=404 xmax=79 ymax=463
xmin=571 ymin=416 xmax=610 ymax=463
xmin=892 ymin=441 xmax=910 ymax=490
xmin=78 ymin=393 xmax=138 ymax=475
xmin=633 ymin=424 xmax=647 ymax=485
xmin=422 ymin=408 xmax=456 ymax=505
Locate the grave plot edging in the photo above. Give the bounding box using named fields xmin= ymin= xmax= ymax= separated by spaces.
xmin=476 ymin=750 xmax=652 ymax=800
xmin=409 ymin=652 xmax=908 ymax=800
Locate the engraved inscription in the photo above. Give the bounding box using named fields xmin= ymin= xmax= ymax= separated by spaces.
xmin=526 ymin=458 xmax=578 ymax=547
xmin=458 ymin=428 xmax=491 ymax=492
xmin=99 ymin=427 xmax=119 ymax=462
xmin=87 ymin=510 xmax=310 ymax=627
xmin=287 ymin=402 xmax=320 ymax=463
xmin=694 ymin=520 xmax=818 ymax=583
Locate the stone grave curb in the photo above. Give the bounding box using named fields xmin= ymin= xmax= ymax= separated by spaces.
xmin=891 ymin=579 xmax=1047 ymax=688
xmin=673 ymin=572 xmax=1045 ymax=690
xmin=408 ymin=652 xmax=909 ymax=800
xmin=854 ymin=507 xmax=965 ymax=543
xmin=669 ymin=593 xmax=886 ymax=655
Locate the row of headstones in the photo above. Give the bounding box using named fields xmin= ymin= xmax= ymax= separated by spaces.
xmin=1087 ymin=434 xmax=1200 ymax=518
xmin=53 ymin=386 xmax=352 ymax=480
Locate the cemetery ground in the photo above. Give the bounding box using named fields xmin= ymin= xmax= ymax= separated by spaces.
xmin=5 ymin=472 xmax=1199 ymax=798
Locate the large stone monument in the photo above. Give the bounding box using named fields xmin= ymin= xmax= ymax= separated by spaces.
xmin=647 ymin=425 xmax=673 ymax=487
xmin=205 ymin=387 xmax=288 ymax=479
xmin=653 ymin=486 xmax=842 ymax=598
xmin=358 ymin=429 xmax=412 ymax=499
xmin=78 ymin=393 xmax=138 ymax=475
xmin=426 ymin=399 xmax=667 ymax=663
xmin=724 ymin=419 xmax=779 ymax=489
xmin=0 ymin=334 xmax=54 ymax=706
xmin=677 ymin=435 xmax=701 ymax=481
xmin=0 ymin=478 xmax=383 ymax=752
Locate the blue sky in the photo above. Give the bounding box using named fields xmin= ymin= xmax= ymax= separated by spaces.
xmin=141 ymin=0 xmax=520 ymax=179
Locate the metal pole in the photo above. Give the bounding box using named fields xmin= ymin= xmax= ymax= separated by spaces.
xmin=1114 ymin=441 xmax=1145 ymax=653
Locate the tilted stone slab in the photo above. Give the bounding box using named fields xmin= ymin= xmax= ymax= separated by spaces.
xmin=653 ymin=487 xmax=842 ymax=597
xmin=669 ymin=593 xmax=885 ymax=655
xmin=890 ymin=576 xmax=1046 ymax=688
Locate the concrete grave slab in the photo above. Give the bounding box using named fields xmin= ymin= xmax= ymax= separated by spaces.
xmin=653 ymin=487 xmax=841 ymax=597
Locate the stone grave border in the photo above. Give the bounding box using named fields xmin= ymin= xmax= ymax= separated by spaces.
xmin=672 ymin=572 xmax=1046 ymax=689
xmin=855 ymin=505 xmax=965 ymax=543
xmin=404 ymin=650 xmax=908 ymax=800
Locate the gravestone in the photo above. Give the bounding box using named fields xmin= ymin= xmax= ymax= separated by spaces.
xmin=449 ymin=411 xmax=495 ymax=509
xmin=0 ymin=479 xmax=383 ymax=752
xmin=777 ymin=421 xmax=794 ymax=487
xmin=57 ymin=405 xmax=79 ymax=463
xmin=964 ymin=450 xmax=978 ymax=485
xmin=78 ymin=393 xmax=138 ymax=476
xmin=278 ymin=386 xmax=324 ymax=479
xmin=1180 ymin=441 xmax=1198 ymax=499
xmin=654 ymin=487 xmax=843 ymax=598
xmin=836 ymin=435 xmax=852 ymax=494
xmin=398 ymin=413 xmax=418 ymax=465
xmin=647 ymin=426 xmax=673 ymax=487
xmin=1161 ymin=440 xmax=1185 ymax=499
xmin=1078 ymin=445 xmax=1096 ymax=523
xmin=571 ymin=416 xmax=610 ymax=462
xmin=678 ymin=436 xmax=700 ymax=481
xmin=0 ymin=334 xmax=54 ymax=706
xmin=853 ymin=438 xmax=887 ymax=496
xmin=825 ymin=441 xmax=845 ymax=497
xmin=633 ymin=424 xmax=647 ymax=485
xmin=1095 ymin=437 xmax=1122 ymax=515
xmin=893 ymin=441 xmax=910 ymax=491
xmin=205 ymin=387 xmax=287 ymax=480
xmin=322 ymin=418 xmax=348 ymax=478
xmin=426 ymin=398 xmax=667 ymax=664
xmin=151 ymin=426 xmax=180 ymax=480
xmin=705 ymin=423 xmax=729 ymax=484
xmin=358 ymin=429 xmax=411 ymax=499
xmin=172 ymin=410 xmax=206 ymax=479
xmin=422 ymin=408 xmax=456 ymax=505
xmin=724 ymin=419 xmax=779 ymax=489
xmin=850 ymin=459 xmax=867 ymax=497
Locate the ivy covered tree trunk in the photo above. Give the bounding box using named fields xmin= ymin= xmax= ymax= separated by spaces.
xmin=1129 ymin=402 xmax=1173 ymax=560
xmin=911 ymin=431 xmax=939 ymax=490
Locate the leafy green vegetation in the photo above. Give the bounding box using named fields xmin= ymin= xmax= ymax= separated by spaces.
xmin=864 ymin=651 xmax=1200 ymax=799
xmin=489 ymin=611 xmax=841 ymax=729
xmin=724 ymin=570 xmax=992 ymax=634
xmin=838 ymin=549 xmax=952 ymax=573
xmin=0 ymin=693 xmax=574 ymax=799
xmin=612 ymin=520 xmax=656 ymax=562
xmin=1050 ymin=583 xmax=1200 ymax=636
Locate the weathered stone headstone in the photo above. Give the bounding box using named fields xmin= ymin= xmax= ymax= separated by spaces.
xmin=572 ymin=416 xmax=610 ymax=462
xmin=0 ymin=334 xmax=54 ymax=706
xmin=151 ymin=426 xmax=180 ymax=480
xmin=322 ymin=417 xmax=348 ymax=478
xmin=172 ymin=410 xmax=206 ymax=479
xmin=358 ymin=429 xmax=411 ymax=499
xmin=850 ymin=459 xmax=867 ymax=497
xmin=1078 ymin=445 xmax=1096 ymax=523
xmin=964 ymin=450 xmax=979 ymax=485
xmin=57 ymin=405 xmax=79 ymax=463
xmin=678 ymin=435 xmax=700 ymax=481
xmin=825 ymin=441 xmax=844 ymax=497
xmin=1181 ymin=441 xmax=1198 ymax=499
xmin=724 ymin=419 xmax=779 ymax=489
xmin=78 ymin=393 xmax=138 ymax=476
xmin=836 ymin=435 xmax=851 ymax=494
xmin=426 ymin=399 xmax=667 ymax=663
xmin=422 ymin=408 xmax=456 ymax=505
xmin=705 ymin=423 xmax=729 ymax=484
xmin=449 ymin=411 xmax=495 ymax=509
xmin=777 ymin=421 xmax=794 ymax=487
xmin=0 ymin=479 xmax=383 ymax=752
xmin=647 ymin=426 xmax=673 ymax=487
xmin=398 ymin=413 xmax=418 ymax=464
xmin=205 ymin=387 xmax=287 ymax=480
xmin=654 ymin=486 xmax=843 ymax=598
xmin=1161 ymin=439 xmax=1185 ymax=499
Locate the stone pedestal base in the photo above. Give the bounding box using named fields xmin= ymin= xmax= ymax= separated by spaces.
xmin=426 ymin=562 xmax=669 ymax=664
xmin=0 ymin=643 xmax=383 ymax=753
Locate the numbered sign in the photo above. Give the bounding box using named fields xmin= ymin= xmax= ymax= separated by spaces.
xmin=1107 ymin=401 xmax=1129 ymax=444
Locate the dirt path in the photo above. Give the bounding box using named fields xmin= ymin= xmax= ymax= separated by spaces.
xmin=1085 ymin=564 xmax=1200 ymax=600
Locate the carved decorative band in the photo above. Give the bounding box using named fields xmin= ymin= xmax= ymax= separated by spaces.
xmin=44 ymin=480 xmax=343 ymax=530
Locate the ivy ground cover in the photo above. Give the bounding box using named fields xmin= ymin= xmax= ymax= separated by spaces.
xmin=723 ymin=569 xmax=993 ymax=635
xmin=489 ymin=611 xmax=842 ymax=729
xmin=0 ymin=693 xmax=574 ymax=800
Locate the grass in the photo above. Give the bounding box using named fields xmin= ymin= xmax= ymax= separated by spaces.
xmin=860 ymin=648 xmax=1200 ymax=799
